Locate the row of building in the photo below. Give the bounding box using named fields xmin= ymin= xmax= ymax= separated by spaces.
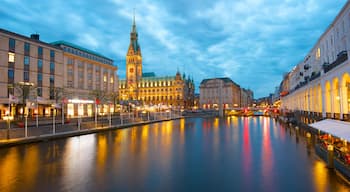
xmin=276 ymin=1 xmax=350 ymax=121
xmin=0 ymin=15 xmax=255 ymax=119
xmin=0 ymin=29 xmax=118 ymax=118
xmin=0 ymin=16 xmax=196 ymax=118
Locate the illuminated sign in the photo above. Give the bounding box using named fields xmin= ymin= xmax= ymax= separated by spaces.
xmin=68 ymin=99 xmax=94 ymax=104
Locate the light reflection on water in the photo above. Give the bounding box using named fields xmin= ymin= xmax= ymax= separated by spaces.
xmin=0 ymin=117 xmax=349 ymax=192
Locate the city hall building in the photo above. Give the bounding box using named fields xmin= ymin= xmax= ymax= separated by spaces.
xmin=118 ymin=17 xmax=195 ymax=109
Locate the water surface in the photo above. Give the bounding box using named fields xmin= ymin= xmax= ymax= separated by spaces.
xmin=0 ymin=117 xmax=349 ymax=191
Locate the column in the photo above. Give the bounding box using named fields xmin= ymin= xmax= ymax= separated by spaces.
xmin=339 ymin=84 xmax=343 ymax=119
xmin=330 ymin=83 xmax=334 ymax=117
xmin=321 ymin=80 xmax=326 ymax=118
xmin=342 ymin=81 xmax=349 ymax=115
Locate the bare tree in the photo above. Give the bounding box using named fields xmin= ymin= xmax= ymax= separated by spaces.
xmin=107 ymin=92 xmax=119 ymax=113
xmin=12 ymin=82 xmax=36 ymax=119
xmin=50 ymin=87 xmax=65 ymax=104
xmin=89 ymin=89 xmax=108 ymax=103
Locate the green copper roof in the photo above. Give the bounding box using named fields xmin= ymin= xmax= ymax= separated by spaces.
xmin=51 ymin=40 xmax=113 ymax=61
xmin=142 ymin=72 xmax=156 ymax=77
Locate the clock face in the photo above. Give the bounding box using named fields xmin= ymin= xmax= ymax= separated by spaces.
xmin=129 ymin=68 xmax=134 ymax=73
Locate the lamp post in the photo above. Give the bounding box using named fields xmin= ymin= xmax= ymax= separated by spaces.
xmin=52 ymin=104 xmax=56 ymax=134
xmin=16 ymin=82 xmax=35 ymax=138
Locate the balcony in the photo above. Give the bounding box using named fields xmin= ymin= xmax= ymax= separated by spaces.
xmin=323 ymin=51 xmax=348 ymax=73
xmin=309 ymin=71 xmax=321 ymax=82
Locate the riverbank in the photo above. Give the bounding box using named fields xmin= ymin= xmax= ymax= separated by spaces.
xmin=0 ymin=117 xmax=184 ymax=148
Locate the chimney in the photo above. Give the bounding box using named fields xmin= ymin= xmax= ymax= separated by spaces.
xmin=30 ymin=34 xmax=40 ymax=40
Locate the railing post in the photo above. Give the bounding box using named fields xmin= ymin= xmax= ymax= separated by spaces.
xmin=327 ymin=144 xmax=334 ymax=169
xmin=25 ymin=115 xmax=28 ymax=138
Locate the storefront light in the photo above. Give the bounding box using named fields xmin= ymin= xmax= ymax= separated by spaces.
xmin=68 ymin=99 xmax=94 ymax=104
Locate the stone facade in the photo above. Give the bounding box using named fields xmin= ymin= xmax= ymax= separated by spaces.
xmin=118 ymin=16 xmax=195 ymax=109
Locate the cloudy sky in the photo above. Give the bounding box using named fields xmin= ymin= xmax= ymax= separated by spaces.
xmin=0 ymin=0 xmax=347 ymax=98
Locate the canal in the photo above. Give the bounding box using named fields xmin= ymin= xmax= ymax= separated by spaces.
xmin=0 ymin=117 xmax=349 ymax=191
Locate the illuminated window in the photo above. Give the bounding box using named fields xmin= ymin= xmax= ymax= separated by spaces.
xmin=103 ymin=75 xmax=107 ymax=82
xmin=8 ymin=52 xmax=15 ymax=62
xmin=110 ymin=77 xmax=114 ymax=83
xmin=316 ymin=48 xmax=321 ymax=60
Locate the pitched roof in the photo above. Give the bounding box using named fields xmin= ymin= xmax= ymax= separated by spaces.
xmin=200 ymin=77 xmax=239 ymax=87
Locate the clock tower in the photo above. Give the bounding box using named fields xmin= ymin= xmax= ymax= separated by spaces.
xmin=126 ymin=13 xmax=142 ymax=100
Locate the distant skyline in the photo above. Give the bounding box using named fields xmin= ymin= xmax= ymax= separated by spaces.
xmin=0 ymin=0 xmax=347 ymax=98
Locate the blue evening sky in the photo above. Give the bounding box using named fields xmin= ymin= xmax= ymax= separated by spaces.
xmin=0 ymin=0 xmax=347 ymax=98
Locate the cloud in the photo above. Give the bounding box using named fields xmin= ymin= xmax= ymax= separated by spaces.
xmin=0 ymin=0 xmax=347 ymax=98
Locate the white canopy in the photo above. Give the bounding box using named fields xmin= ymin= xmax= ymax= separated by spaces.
xmin=309 ymin=119 xmax=350 ymax=141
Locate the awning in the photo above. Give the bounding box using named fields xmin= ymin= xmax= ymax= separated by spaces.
xmin=309 ymin=119 xmax=350 ymax=141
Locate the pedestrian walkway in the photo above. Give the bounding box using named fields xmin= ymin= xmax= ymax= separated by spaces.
xmin=0 ymin=111 xmax=183 ymax=147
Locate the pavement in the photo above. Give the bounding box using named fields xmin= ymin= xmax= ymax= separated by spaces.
xmin=0 ymin=116 xmax=184 ymax=148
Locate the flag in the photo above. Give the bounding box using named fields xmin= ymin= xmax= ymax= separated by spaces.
xmin=9 ymin=94 xmax=18 ymax=103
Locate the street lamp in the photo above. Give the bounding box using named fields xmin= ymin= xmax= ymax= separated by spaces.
xmin=16 ymin=81 xmax=35 ymax=138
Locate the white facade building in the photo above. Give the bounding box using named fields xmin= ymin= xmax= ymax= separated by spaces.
xmin=281 ymin=2 xmax=350 ymax=120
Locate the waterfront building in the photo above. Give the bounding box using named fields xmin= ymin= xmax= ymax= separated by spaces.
xmin=241 ymin=88 xmax=254 ymax=108
xmin=199 ymin=77 xmax=251 ymax=109
xmin=51 ymin=41 xmax=118 ymax=117
xmin=255 ymin=95 xmax=273 ymax=107
xmin=118 ymin=16 xmax=195 ymax=109
xmin=280 ymin=2 xmax=350 ymax=121
xmin=0 ymin=29 xmax=64 ymax=118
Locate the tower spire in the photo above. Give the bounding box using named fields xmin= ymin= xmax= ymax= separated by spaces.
xmin=132 ymin=8 xmax=137 ymax=33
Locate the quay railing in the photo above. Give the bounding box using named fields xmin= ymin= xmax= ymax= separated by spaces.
xmin=286 ymin=110 xmax=350 ymax=125
xmin=0 ymin=110 xmax=183 ymax=141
